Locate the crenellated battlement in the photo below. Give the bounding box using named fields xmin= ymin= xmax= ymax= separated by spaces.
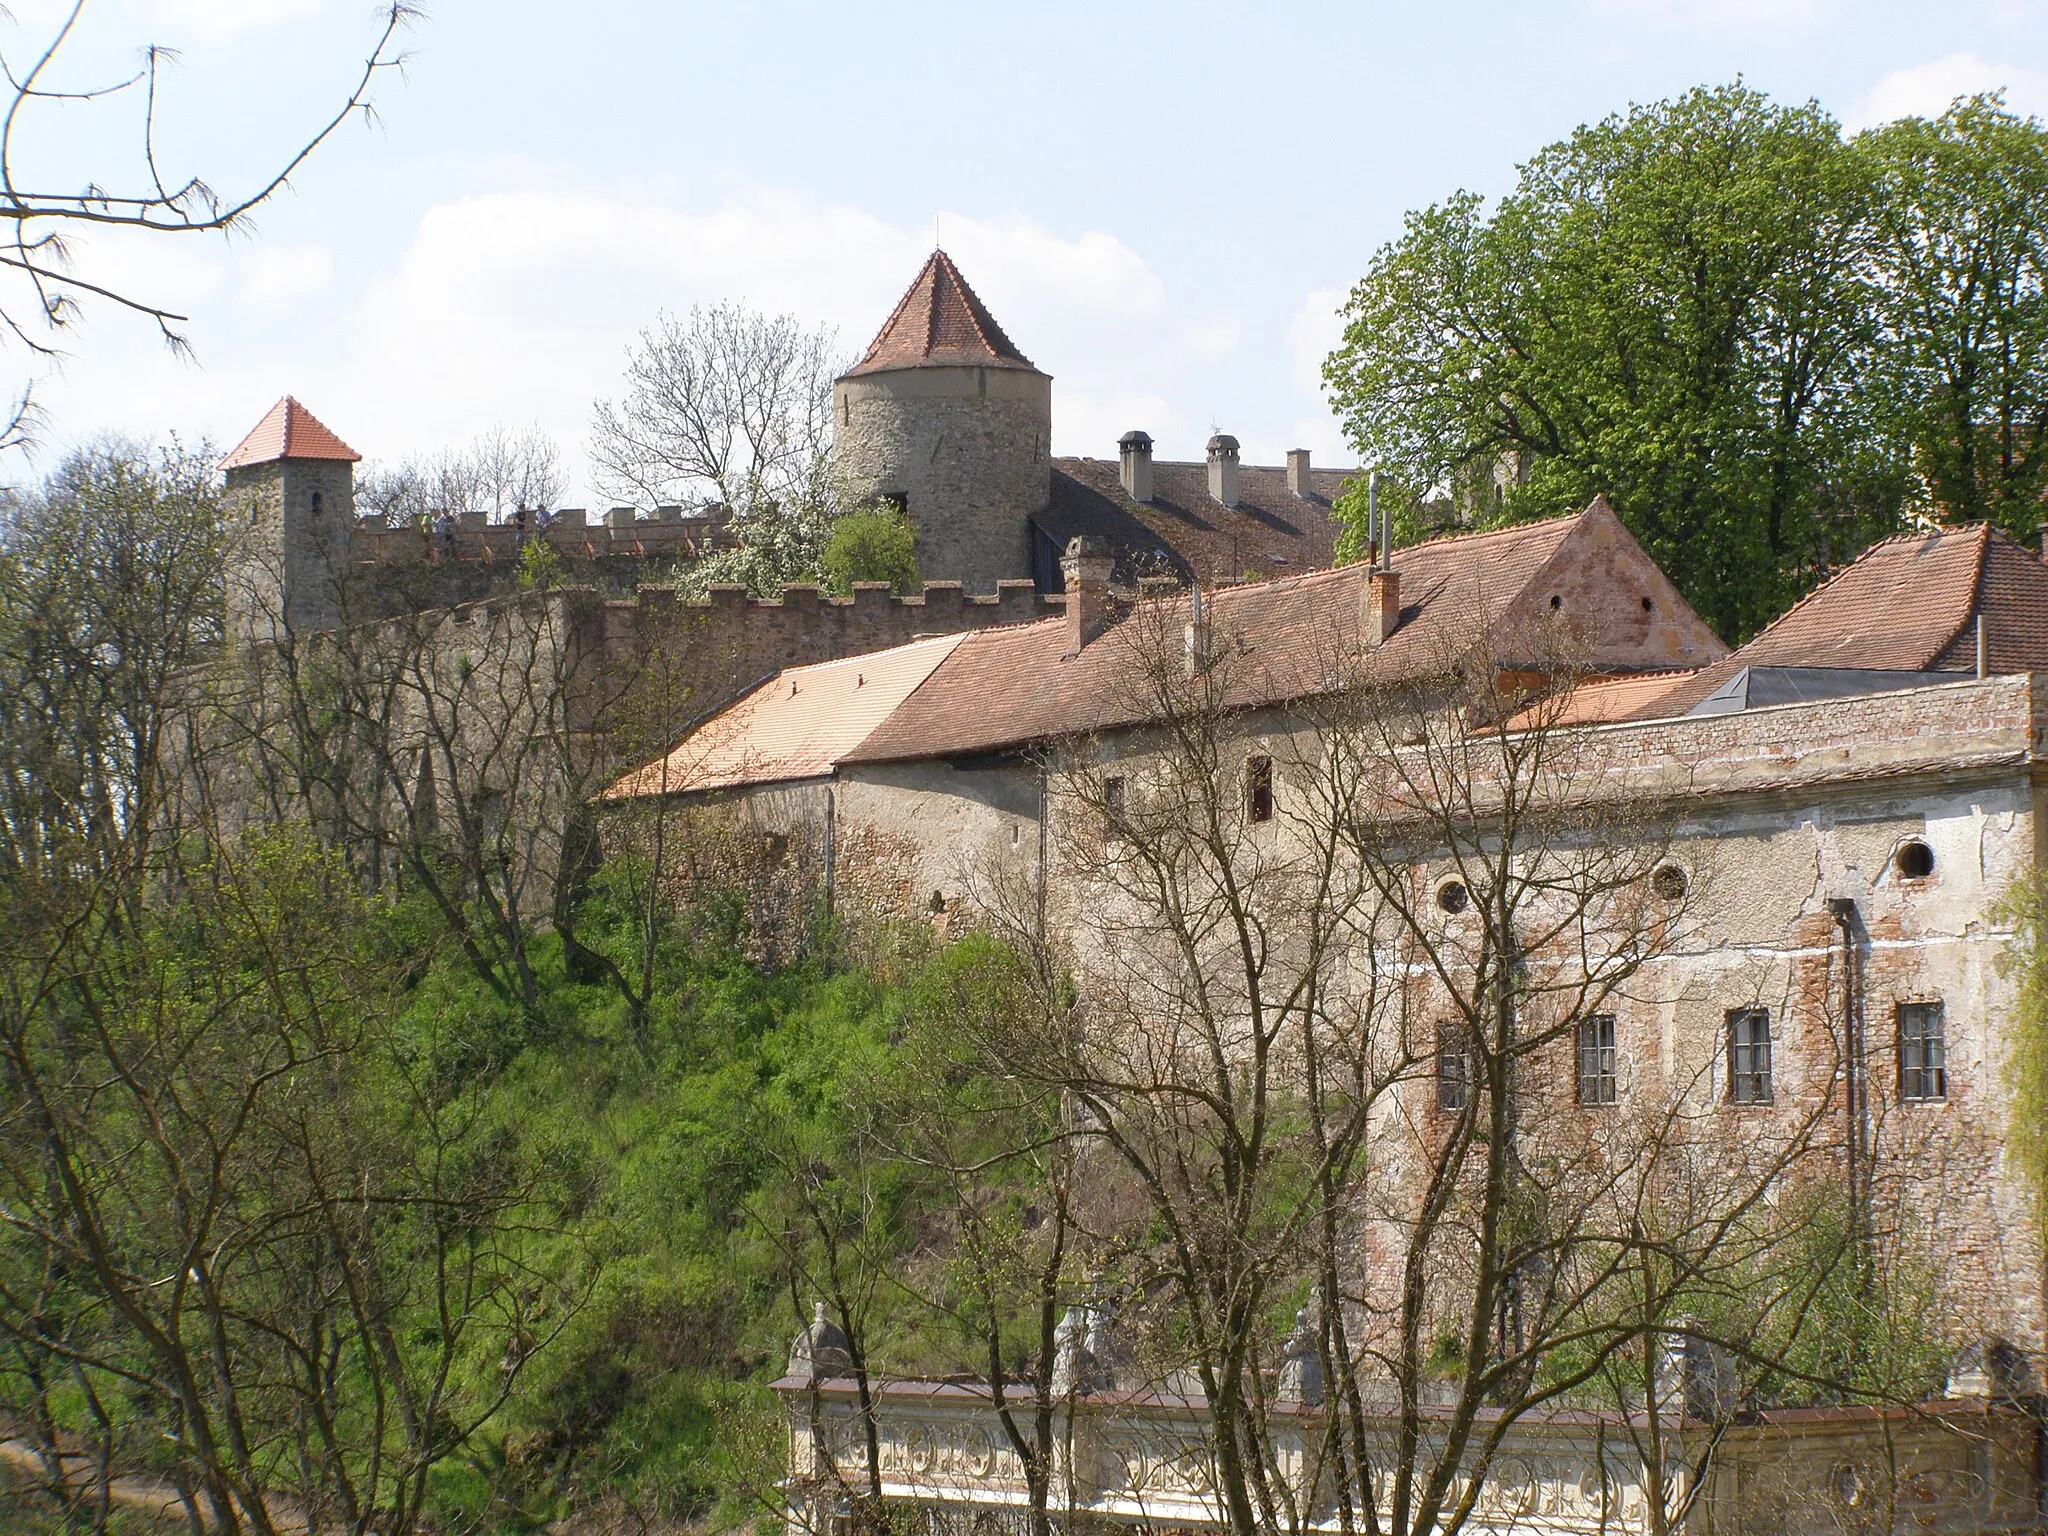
xmin=348 ymin=506 xmax=735 ymax=568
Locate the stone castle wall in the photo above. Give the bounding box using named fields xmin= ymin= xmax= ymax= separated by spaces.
xmin=833 ymin=365 xmax=1052 ymax=594
xmin=569 ymin=576 xmax=1059 ymax=733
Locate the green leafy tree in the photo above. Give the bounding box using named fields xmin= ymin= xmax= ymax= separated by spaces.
xmin=1864 ymin=93 xmax=2048 ymax=535
xmin=821 ymin=506 xmax=920 ymax=595
xmin=1325 ymin=84 xmax=1902 ymax=641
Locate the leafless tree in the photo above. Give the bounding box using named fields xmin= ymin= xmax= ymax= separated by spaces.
xmin=0 ymin=443 xmax=590 ymax=1536
xmin=356 ymin=424 xmax=568 ymax=526
xmin=0 ymin=1 xmax=416 ymax=447
xmin=590 ymin=303 xmax=843 ymax=593
xmin=949 ymin=599 xmax=1854 ymax=1536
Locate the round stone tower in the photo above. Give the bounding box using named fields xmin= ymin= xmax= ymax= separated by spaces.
xmin=831 ymin=251 xmax=1051 ymax=594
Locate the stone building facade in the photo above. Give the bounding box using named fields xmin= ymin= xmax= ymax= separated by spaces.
xmin=610 ymin=513 xmax=2048 ymax=1532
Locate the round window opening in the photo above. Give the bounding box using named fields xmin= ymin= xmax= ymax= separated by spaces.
xmin=1436 ymin=880 xmax=1470 ymax=915
xmin=1651 ymin=864 xmax=1689 ymax=902
xmin=1895 ymin=840 xmax=1936 ymax=880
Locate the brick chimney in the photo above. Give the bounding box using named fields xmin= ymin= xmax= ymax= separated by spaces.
xmin=1063 ymin=536 xmax=1114 ymax=656
xmin=1364 ymin=568 xmax=1401 ymax=647
xmin=1286 ymin=448 xmax=1312 ymax=498
xmin=1207 ymin=434 xmax=1240 ymax=508
xmin=1119 ymin=430 xmax=1155 ymax=503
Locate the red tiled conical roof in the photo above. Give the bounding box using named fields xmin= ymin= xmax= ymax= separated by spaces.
xmin=219 ymin=396 xmax=361 ymax=470
xmin=845 ymin=250 xmax=1038 ymax=377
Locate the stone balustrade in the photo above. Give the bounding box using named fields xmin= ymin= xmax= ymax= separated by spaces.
xmin=774 ymin=1373 xmax=2037 ymax=1536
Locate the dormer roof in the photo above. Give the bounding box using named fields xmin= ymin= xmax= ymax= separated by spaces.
xmin=844 ymin=250 xmax=1040 ymax=378
xmin=219 ymin=396 xmax=360 ymax=471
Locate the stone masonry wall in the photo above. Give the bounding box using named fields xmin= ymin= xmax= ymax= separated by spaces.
xmin=832 ymin=365 xmax=1052 ymax=594
xmin=570 ymin=578 xmax=1060 ymax=735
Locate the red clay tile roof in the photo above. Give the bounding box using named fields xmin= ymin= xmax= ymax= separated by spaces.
xmin=602 ymin=634 xmax=966 ymax=800
xmin=1628 ymin=524 xmax=2048 ymax=720
xmin=1504 ymin=670 xmax=1702 ymax=731
xmin=845 ymin=250 xmax=1039 ymax=377
xmin=841 ymin=498 xmax=1724 ymax=765
xmin=219 ymin=397 xmax=361 ymax=470
xmin=1040 ymin=459 xmax=1355 ymax=586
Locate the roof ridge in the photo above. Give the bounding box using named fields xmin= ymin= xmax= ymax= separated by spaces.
xmin=1926 ymin=521 xmax=1996 ymax=669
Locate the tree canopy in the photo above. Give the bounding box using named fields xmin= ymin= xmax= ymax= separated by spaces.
xmin=1324 ymin=85 xmax=2048 ymax=642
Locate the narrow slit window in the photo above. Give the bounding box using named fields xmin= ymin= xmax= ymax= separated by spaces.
xmin=1899 ymin=1001 xmax=1946 ymax=1101
xmin=1246 ymin=755 xmax=1274 ymax=823
xmin=1436 ymin=1023 xmax=1469 ymax=1113
xmin=1102 ymin=775 xmax=1126 ymax=822
xmin=1576 ymin=1015 xmax=1617 ymax=1105
xmin=1728 ymin=1007 xmax=1772 ymax=1105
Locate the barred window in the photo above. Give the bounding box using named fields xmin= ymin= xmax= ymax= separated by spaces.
xmin=1576 ymin=1015 xmax=1618 ymax=1106
xmin=1436 ymin=1024 xmax=1469 ymax=1113
xmin=1728 ymin=1008 xmax=1772 ymax=1105
xmin=1899 ymin=1001 xmax=1947 ymax=1101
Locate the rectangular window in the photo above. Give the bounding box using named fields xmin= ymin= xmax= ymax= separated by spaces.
xmin=1103 ymin=775 xmax=1126 ymax=819
xmin=1728 ymin=1008 xmax=1772 ymax=1105
xmin=1436 ymin=1023 xmax=1468 ymax=1112
xmin=1899 ymin=1001 xmax=1947 ymax=1101
xmin=1246 ymin=755 xmax=1274 ymax=823
xmin=1576 ymin=1015 xmax=1617 ymax=1105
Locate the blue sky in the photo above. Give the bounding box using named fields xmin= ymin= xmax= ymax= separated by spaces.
xmin=17 ymin=0 xmax=2048 ymax=501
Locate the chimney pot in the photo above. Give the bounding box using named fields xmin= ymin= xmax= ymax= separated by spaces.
xmin=1207 ymin=434 xmax=1241 ymax=508
xmin=1286 ymin=448 xmax=1313 ymax=498
xmin=1062 ymin=536 xmax=1115 ymax=656
xmin=1119 ymin=430 xmax=1155 ymax=503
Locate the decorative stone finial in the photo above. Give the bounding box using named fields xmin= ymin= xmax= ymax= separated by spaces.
xmin=789 ymin=1300 xmax=853 ymax=1381
xmin=1278 ymin=1307 xmax=1323 ymax=1406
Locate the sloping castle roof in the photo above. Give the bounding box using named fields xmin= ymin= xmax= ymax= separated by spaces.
xmin=1040 ymin=458 xmax=1353 ymax=586
xmin=605 ymin=497 xmax=1727 ymax=796
xmin=844 ymin=249 xmax=1041 ymax=377
xmin=601 ymin=633 xmax=968 ymax=799
xmin=219 ymin=396 xmax=361 ymax=470
xmin=1627 ymin=523 xmax=2048 ymax=720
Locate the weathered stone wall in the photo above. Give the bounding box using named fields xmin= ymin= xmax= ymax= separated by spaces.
xmin=832 ymin=364 xmax=1052 ymax=594
xmin=225 ymin=458 xmax=357 ymax=640
xmin=1026 ymin=676 xmax=2048 ymax=1372
xmin=572 ymin=580 xmax=1059 ymax=734
xmin=833 ymin=762 xmax=1041 ymax=935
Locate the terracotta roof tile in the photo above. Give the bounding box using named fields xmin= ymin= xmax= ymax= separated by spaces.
xmin=603 ymin=633 xmax=966 ymax=799
xmin=219 ymin=396 xmax=361 ymax=470
xmin=844 ymin=499 xmax=1723 ymax=765
xmin=1039 ymin=459 xmax=1355 ymax=586
xmin=1628 ymin=524 xmax=2048 ymax=720
xmin=1504 ymin=670 xmax=1701 ymax=731
xmin=845 ymin=251 xmax=1039 ymax=377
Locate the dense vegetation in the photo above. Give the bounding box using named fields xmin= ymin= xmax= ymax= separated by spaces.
xmin=1326 ymin=87 xmax=2048 ymax=641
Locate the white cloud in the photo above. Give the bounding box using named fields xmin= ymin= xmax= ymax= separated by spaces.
xmin=1847 ymin=53 xmax=2048 ymax=131
xmin=23 ymin=178 xmax=1259 ymax=498
xmin=1279 ymin=288 xmax=1349 ymax=462
xmin=237 ymin=244 xmax=333 ymax=313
